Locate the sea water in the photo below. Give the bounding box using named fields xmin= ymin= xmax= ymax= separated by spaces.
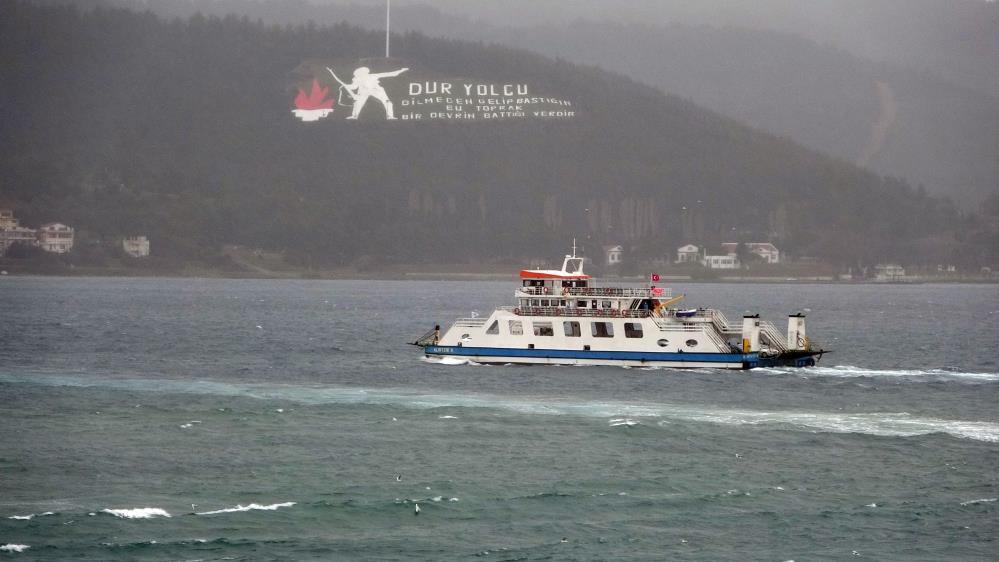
xmin=0 ymin=277 xmax=996 ymax=560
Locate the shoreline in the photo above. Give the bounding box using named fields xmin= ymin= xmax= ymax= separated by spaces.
xmin=1 ymin=265 xmax=995 ymax=284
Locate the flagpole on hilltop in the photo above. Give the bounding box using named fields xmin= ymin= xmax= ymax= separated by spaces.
xmin=385 ymin=0 xmax=391 ymax=58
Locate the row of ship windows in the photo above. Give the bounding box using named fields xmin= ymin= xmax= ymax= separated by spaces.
xmin=523 ymin=299 xmax=616 ymax=309
xmin=481 ymin=319 xmax=698 ymax=347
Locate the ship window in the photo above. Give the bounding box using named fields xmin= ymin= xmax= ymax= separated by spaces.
xmin=577 ymin=300 xmax=588 ymax=308
xmin=591 ymin=321 xmax=614 ymax=338
xmin=509 ymin=320 xmax=523 ymax=336
xmin=541 ymin=299 xmax=550 ymax=307
xmin=657 ymin=339 xmax=669 ymax=347
xmin=685 ymin=339 xmax=698 ymax=347
xmin=624 ymin=323 xmax=643 ymax=338
xmin=486 ymin=320 xmax=499 ymax=335
xmin=533 ymin=322 xmax=554 ymax=336
xmin=602 ymin=300 xmax=612 ymax=309
xmin=560 ymin=300 xmax=567 ymax=306
xmin=531 ymin=299 xmax=540 ymax=307
xmin=563 ymin=321 xmax=581 ymax=337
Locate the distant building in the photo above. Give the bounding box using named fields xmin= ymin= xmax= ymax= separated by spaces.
xmin=702 ymin=254 xmax=739 ymax=269
xmin=37 ymin=223 xmax=74 ymax=254
xmin=122 ymin=235 xmax=150 ymax=258
xmin=0 ymin=226 xmax=38 ymax=256
xmin=720 ymin=242 xmax=780 ymax=264
xmin=676 ymin=244 xmax=699 ymax=263
xmin=603 ymin=245 xmax=623 ymax=266
xmin=0 ymin=209 xmax=18 ymax=230
xmin=0 ymin=209 xmax=37 ymax=257
xmin=874 ymin=264 xmax=906 ymax=281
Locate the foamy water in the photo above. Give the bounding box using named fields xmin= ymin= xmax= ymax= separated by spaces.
xmin=101 ymin=508 xmax=171 ymax=519
xmin=959 ymin=498 xmax=997 ymax=506
xmin=195 ymin=502 xmax=296 ymax=516
xmin=7 ymin=511 xmax=54 ymax=520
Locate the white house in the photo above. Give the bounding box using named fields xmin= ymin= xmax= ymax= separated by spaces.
xmin=748 ymin=242 xmax=780 ymax=264
xmin=603 ymin=245 xmax=623 ymax=266
xmin=874 ymin=264 xmax=906 ymax=281
xmin=122 ymin=235 xmax=150 ymax=258
xmin=37 ymin=223 xmax=74 ymax=254
xmin=676 ymin=244 xmax=699 ymax=263
xmin=702 ymin=254 xmax=739 ymax=269
xmin=720 ymin=242 xmax=780 ymax=264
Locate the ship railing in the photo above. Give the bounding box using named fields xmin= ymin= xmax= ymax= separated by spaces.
xmin=701 ymin=325 xmax=733 ymax=353
xmin=412 ymin=327 xmax=439 ymax=346
xmin=758 ymin=320 xmax=788 ymax=352
xmin=707 ymin=309 xmax=738 ymax=333
xmin=519 ymin=287 xmax=672 ymax=298
xmin=513 ymin=307 xmax=652 ymax=319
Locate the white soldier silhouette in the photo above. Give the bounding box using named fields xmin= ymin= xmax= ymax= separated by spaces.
xmin=341 ymin=66 xmax=408 ymax=120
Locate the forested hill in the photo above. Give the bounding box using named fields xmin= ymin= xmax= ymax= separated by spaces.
xmin=1 ymin=3 xmax=993 ymax=268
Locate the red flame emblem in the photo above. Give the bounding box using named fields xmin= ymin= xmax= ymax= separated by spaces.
xmin=294 ymin=79 xmax=334 ymax=110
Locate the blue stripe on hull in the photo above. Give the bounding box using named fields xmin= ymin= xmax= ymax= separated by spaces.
xmin=424 ymin=345 xmax=759 ymax=368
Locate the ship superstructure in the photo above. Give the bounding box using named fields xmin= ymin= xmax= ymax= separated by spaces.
xmin=414 ymin=247 xmax=824 ymax=369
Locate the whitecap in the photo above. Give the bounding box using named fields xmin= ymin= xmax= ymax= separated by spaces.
xmin=448 ymin=497 xmax=459 ymax=502
xmin=195 ymin=502 xmax=295 ymax=515
xmin=0 ymin=544 xmax=29 ymax=553
xmin=101 ymin=507 xmax=171 ymax=519
xmin=7 ymin=511 xmax=54 ymax=520
xmin=960 ymin=498 xmax=997 ymax=506
xmin=438 ymin=415 xmax=458 ymax=419
xmin=609 ymin=418 xmax=638 ymax=426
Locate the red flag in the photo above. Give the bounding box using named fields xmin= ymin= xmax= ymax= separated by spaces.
xmin=650 ymin=273 xmax=661 ymax=282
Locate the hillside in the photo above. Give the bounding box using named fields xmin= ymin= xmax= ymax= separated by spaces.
xmin=1 ymin=3 xmax=992 ymax=270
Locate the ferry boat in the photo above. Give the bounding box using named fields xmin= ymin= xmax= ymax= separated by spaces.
xmin=413 ymin=246 xmax=826 ymax=369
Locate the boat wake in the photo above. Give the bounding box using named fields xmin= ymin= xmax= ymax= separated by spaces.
xmin=4 ymin=373 xmax=997 ymax=442
xmin=422 ymin=356 xmax=481 ymax=366
xmin=756 ymin=364 xmax=999 ymax=382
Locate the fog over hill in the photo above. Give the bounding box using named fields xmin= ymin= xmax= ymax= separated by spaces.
xmin=116 ymin=0 xmax=999 ymax=207
xmin=338 ymin=0 xmax=999 ymax=99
